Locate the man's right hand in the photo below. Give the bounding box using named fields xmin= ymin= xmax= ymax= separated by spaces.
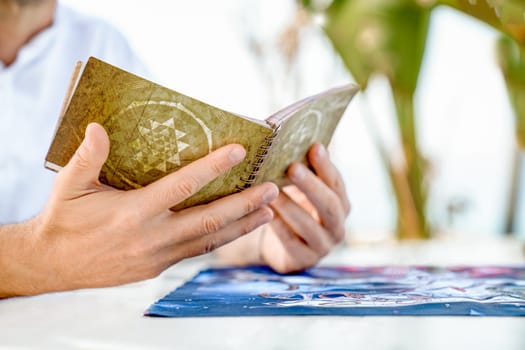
xmin=0 ymin=123 xmax=278 ymax=297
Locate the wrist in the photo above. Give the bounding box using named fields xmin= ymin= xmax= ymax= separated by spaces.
xmin=0 ymin=216 xmax=47 ymax=297
xmin=214 ymin=225 xmax=268 ymax=266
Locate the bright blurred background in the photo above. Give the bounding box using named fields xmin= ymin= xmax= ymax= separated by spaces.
xmin=61 ymin=0 xmax=525 ymax=241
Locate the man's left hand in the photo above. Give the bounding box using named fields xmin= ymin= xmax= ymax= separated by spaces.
xmin=259 ymin=143 xmax=350 ymax=273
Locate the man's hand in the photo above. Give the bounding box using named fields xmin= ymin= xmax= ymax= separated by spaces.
xmin=216 ymin=143 xmax=350 ymax=273
xmin=259 ymin=143 xmax=350 ymax=273
xmin=0 ymin=123 xmax=278 ymax=297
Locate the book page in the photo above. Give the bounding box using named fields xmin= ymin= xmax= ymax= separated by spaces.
xmin=255 ymin=84 xmax=359 ymax=186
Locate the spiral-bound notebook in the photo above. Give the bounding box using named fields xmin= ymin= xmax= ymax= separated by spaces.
xmin=145 ymin=265 xmax=525 ymax=317
xmin=45 ymin=57 xmax=358 ymax=209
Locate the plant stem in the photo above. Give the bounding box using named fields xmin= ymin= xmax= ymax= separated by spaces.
xmin=391 ymin=87 xmax=430 ymax=239
xmin=504 ymin=147 xmax=524 ymax=234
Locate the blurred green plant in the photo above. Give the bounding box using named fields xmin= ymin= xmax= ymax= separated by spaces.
xmin=439 ymin=0 xmax=525 ymax=45
xmin=299 ymin=0 xmax=525 ymax=239
xmin=301 ymin=0 xmax=433 ymax=239
xmin=497 ymin=35 xmax=525 ymax=234
xmin=498 ymin=36 xmax=525 ymax=151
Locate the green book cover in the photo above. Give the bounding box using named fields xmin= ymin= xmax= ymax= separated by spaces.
xmin=45 ymin=57 xmax=358 ymax=209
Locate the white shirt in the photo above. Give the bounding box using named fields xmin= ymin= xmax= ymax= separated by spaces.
xmin=0 ymin=3 xmax=148 ymax=224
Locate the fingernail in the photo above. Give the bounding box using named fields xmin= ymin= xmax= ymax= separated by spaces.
xmin=228 ymin=145 xmax=246 ymax=163
xmin=316 ymin=144 xmax=327 ymax=159
xmin=262 ymin=184 xmax=278 ymax=202
xmin=83 ymin=123 xmax=92 ymax=139
xmin=80 ymin=125 xmax=94 ymax=153
xmin=290 ymin=163 xmax=306 ymax=181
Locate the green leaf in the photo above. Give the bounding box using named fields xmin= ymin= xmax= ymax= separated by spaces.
xmin=320 ymin=0 xmax=431 ymax=93
xmin=438 ymin=0 xmax=525 ymax=45
xmin=497 ymin=34 xmax=525 ymax=147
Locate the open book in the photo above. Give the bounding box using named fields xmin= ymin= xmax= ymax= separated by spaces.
xmin=45 ymin=57 xmax=358 ymax=209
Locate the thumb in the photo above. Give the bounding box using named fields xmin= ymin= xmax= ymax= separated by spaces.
xmin=57 ymin=123 xmax=110 ymax=194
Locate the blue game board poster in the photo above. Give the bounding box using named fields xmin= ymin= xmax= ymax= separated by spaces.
xmin=145 ymin=265 xmax=525 ymax=317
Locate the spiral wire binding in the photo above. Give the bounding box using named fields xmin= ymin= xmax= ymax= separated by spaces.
xmin=236 ymin=126 xmax=279 ymax=191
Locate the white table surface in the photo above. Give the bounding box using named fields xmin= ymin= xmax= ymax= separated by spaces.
xmin=1 ymin=237 xmax=524 ymax=350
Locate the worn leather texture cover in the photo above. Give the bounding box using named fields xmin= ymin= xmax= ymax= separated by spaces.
xmin=46 ymin=57 xmax=273 ymax=209
xmin=46 ymin=57 xmax=357 ymax=209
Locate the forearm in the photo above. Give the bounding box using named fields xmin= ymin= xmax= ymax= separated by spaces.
xmin=215 ymin=226 xmax=265 ymax=266
xmin=0 ymin=218 xmax=41 ymax=298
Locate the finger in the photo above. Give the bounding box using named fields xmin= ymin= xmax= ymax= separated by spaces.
xmin=307 ymin=143 xmax=351 ymax=215
xmin=281 ymin=185 xmax=319 ymax=222
xmin=270 ymin=191 xmax=333 ymax=255
xmin=136 ymin=144 xmax=247 ymax=217
xmin=164 ymin=206 xmax=274 ymax=263
xmin=287 ymin=162 xmax=346 ymax=242
xmin=164 ymin=182 xmax=279 ymax=244
xmin=56 ymin=123 xmax=110 ymax=197
xmin=263 ymin=217 xmax=319 ymax=273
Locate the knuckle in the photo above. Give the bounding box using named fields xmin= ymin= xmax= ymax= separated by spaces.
xmin=210 ymin=158 xmax=228 ymax=176
xmin=124 ymin=244 xmax=147 ymax=261
xmin=239 ymin=220 xmax=256 ymax=236
xmin=325 ymin=200 xmax=342 ymax=222
xmin=332 ymin=176 xmax=343 ymax=191
xmin=269 ymin=253 xmax=302 ymax=274
xmin=202 ymin=237 xmax=219 ymax=254
xmin=275 ymin=258 xmax=307 ymax=274
xmin=73 ymin=146 xmax=91 ymax=170
xmin=201 ymin=214 xmax=225 ymax=234
xmin=115 ymin=207 xmax=142 ymax=231
xmin=120 ymin=205 xmax=143 ymax=227
xmin=330 ymin=167 xmax=345 ymax=185
xmin=243 ymin=197 xmax=260 ymax=214
xmin=172 ymin=176 xmax=200 ymax=199
xmin=240 ymin=209 xmax=272 ymax=235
